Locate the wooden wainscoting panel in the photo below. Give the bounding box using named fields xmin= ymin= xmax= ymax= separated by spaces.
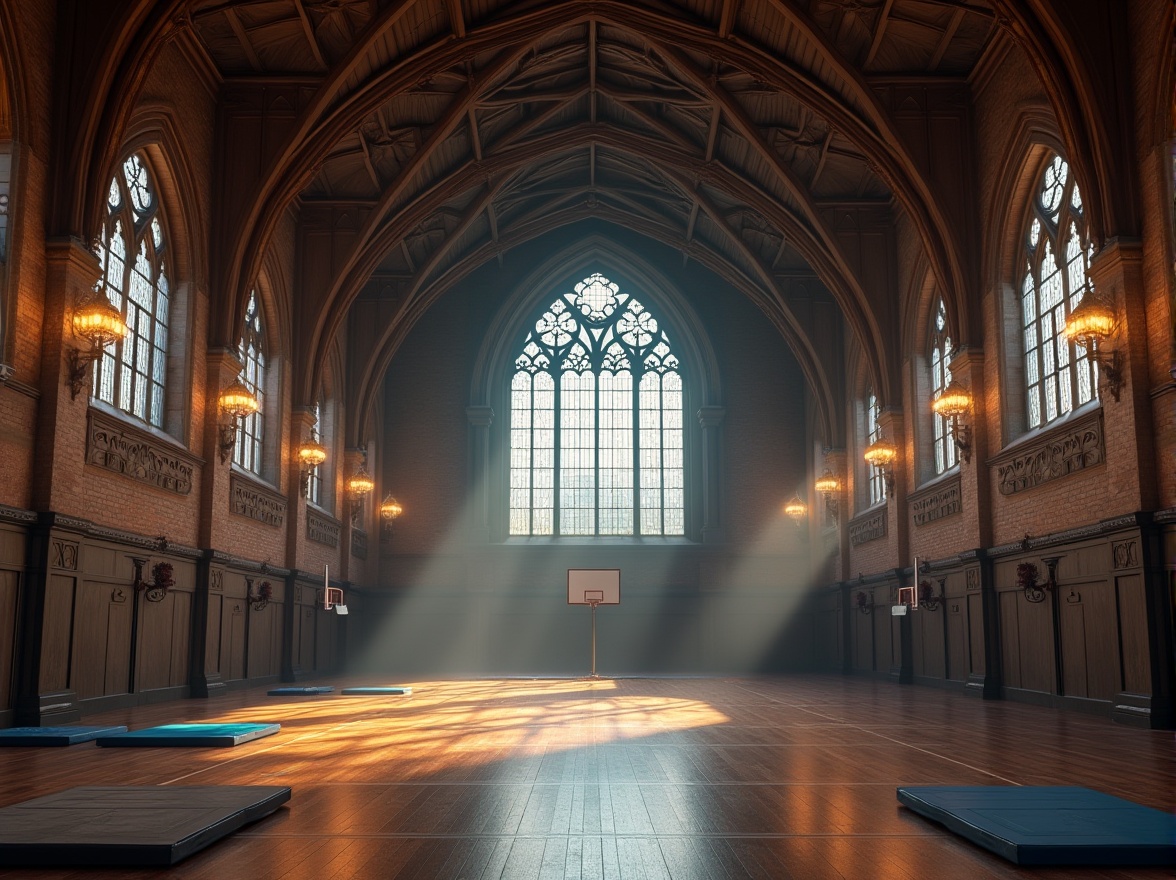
xmin=0 ymin=570 xmax=17 ymax=711
xmin=136 ymin=589 xmax=192 ymax=692
xmin=298 ymin=604 xmax=316 ymax=672
xmin=913 ymin=603 xmax=946 ymax=679
xmin=223 ymin=600 xmax=246 ymax=682
xmin=40 ymin=574 xmax=76 ymax=693
xmin=102 ymin=593 xmax=133 ymax=697
xmin=169 ymin=589 xmax=191 ymax=688
xmin=70 ymin=581 xmax=113 ymax=700
xmin=1116 ymin=573 xmax=1152 ymax=694
xmin=852 ymin=609 xmax=872 ymax=671
xmin=205 ymin=593 xmax=223 ymax=679
xmin=967 ymin=592 xmax=985 ymax=678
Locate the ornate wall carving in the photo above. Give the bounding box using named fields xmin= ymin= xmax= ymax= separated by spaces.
xmin=86 ymin=410 xmax=196 ymax=495
xmin=966 ymin=568 xmax=980 ymax=591
xmin=229 ymin=476 xmax=286 ymax=527
xmin=910 ymin=476 xmax=961 ymax=527
xmin=307 ymin=510 xmax=340 ymax=547
xmin=51 ymin=538 xmax=79 ymax=570
xmin=1111 ymin=539 xmax=1138 ymax=569
xmin=210 ymin=568 xmax=223 ymax=592
xmin=848 ymin=509 xmax=887 ymax=546
xmin=992 ymin=410 xmax=1104 ymax=496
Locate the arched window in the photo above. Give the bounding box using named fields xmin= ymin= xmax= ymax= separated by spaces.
xmin=865 ymin=390 xmax=886 ymax=505
xmin=930 ymin=298 xmax=957 ymax=474
xmin=94 ymin=153 xmax=170 ymax=427
xmin=0 ymin=146 xmax=10 ymax=351
xmin=510 ymin=272 xmax=684 ymax=536
xmin=1021 ymin=154 xmax=1097 ymax=429
xmin=307 ymin=399 xmax=323 ymax=506
xmin=234 ymin=289 xmax=265 ymax=474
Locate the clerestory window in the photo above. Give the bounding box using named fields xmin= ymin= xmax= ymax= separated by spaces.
xmin=509 ymin=273 xmax=684 ymax=536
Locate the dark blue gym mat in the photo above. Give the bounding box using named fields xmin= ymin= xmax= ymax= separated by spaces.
xmin=0 ymin=725 xmax=128 ymax=746
xmin=267 ymin=686 xmax=334 ymax=695
xmin=0 ymin=785 xmax=290 ymax=866
xmin=340 ymin=686 xmax=412 ymax=695
xmin=897 ymin=785 xmax=1176 ymax=866
xmin=95 ymin=723 xmax=280 ymax=747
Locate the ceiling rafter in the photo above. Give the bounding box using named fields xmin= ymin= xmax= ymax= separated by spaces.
xmin=223 ymin=7 xmax=263 ymax=71
xmin=863 ymin=0 xmax=895 ymax=69
xmin=292 ymin=0 xmax=329 ymax=70
xmin=927 ymin=7 xmax=966 ymax=71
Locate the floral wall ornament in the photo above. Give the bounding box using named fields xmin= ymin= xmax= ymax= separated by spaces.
xmin=918 ymin=579 xmax=943 ymax=612
xmin=247 ymin=578 xmax=272 ymax=612
xmin=855 ymin=591 xmax=874 ymax=614
xmin=132 ymin=558 xmax=174 ymax=603
xmin=1016 ymin=557 xmax=1060 ymax=604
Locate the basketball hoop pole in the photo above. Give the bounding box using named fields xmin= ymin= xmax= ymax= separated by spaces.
xmin=588 ymin=598 xmax=600 ymax=679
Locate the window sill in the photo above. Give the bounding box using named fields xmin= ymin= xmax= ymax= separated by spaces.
xmin=914 ymin=466 xmax=960 ymax=494
xmin=998 ymin=399 xmax=1102 ymax=458
xmin=502 ymin=535 xmax=695 ymax=546
xmin=230 ymin=462 xmax=280 ymax=494
xmin=89 ymin=398 xmax=187 ymax=452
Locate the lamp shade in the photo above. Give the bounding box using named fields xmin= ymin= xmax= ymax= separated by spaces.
xmin=783 ymin=495 xmax=808 ymax=522
xmin=1063 ymin=295 xmax=1115 ymax=347
xmin=218 ymin=379 xmax=260 ymax=419
xmin=346 ymin=466 xmax=374 ymax=497
xmin=380 ymin=494 xmax=403 ymax=521
xmin=931 ymin=379 xmax=972 ymax=418
xmin=864 ymin=439 xmax=898 ymax=468
xmin=73 ymin=294 xmax=127 ymax=348
xmin=297 ymin=438 xmax=327 ymax=468
xmin=814 ymin=469 xmax=840 ymax=495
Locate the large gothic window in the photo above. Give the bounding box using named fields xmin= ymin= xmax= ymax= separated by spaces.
xmin=930 ymin=298 xmax=957 ymax=474
xmin=307 ymin=399 xmax=323 ymax=506
xmin=234 ymin=290 xmax=266 ymax=475
xmin=1021 ymin=154 xmax=1097 ymax=429
xmin=865 ymin=390 xmax=886 ymax=505
xmin=94 ymin=153 xmax=170 ymax=427
xmin=510 ymin=273 xmax=684 ymax=536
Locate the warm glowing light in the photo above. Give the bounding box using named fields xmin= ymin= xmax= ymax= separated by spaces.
xmin=864 ymin=439 xmax=897 ymax=467
xmin=783 ymin=494 xmax=808 ymax=522
xmin=814 ymin=469 xmax=840 ymax=495
xmin=297 ymin=438 xmax=327 ymax=468
xmin=347 ymin=466 xmax=374 ymax=497
xmin=931 ymin=379 xmax=973 ymax=418
xmin=1064 ymin=296 xmax=1116 ymax=347
xmin=73 ymin=294 xmax=127 ymax=349
xmin=218 ymin=379 xmax=260 ymax=419
xmin=380 ymin=494 xmax=403 ymax=521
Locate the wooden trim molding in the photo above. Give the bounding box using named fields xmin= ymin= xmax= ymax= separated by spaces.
xmin=989 ymin=409 xmax=1104 ymax=496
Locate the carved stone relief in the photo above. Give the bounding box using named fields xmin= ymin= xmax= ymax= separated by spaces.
xmin=308 ymin=510 xmax=340 ymax=548
xmin=910 ymin=477 xmax=961 ymax=527
xmin=230 ymin=476 xmax=286 ymax=527
xmin=86 ymin=410 xmax=195 ymax=495
xmin=210 ymin=568 xmax=223 ymax=592
xmin=966 ymin=568 xmax=980 ymax=591
xmin=848 ymin=509 xmax=886 ymax=546
xmin=51 ymin=539 xmax=79 ymax=571
xmin=1111 ymin=539 xmax=1138 ymax=570
xmin=993 ymin=410 xmax=1104 ymax=495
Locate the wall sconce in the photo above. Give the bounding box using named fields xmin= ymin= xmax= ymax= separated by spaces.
xmin=1063 ymin=294 xmax=1123 ymax=401
xmin=246 ymin=577 xmax=272 ymax=612
xmin=217 ymin=379 xmax=260 ymax=464
xmin=863 ymin=439 xmax=897 ymax=493
xmin=1016 ymin=557 xmax=1060 ymax=604
xmin=131 ymin=557 xmax=174 ymax=604
xmin=931 ymin=379 xmax=974 ymax=463
xmin=814 ymin=469 xmax=840 ymax=522
xmin=783 ymin=494 xmax=808 ymax=525
xmin=855 ymin=591 xmax=874 ymax=615
xmin=297 ymin=435 xmax=327 ymax=497
xmin=346 ymin=460 xmax=374 ymax=521
xmin=918 ymin=579 xmax=943 ymax=612
xmin=380 ymin=494 xmax=403 ymax=539
xmin=67 ymin=290 xmax=127 ymax=398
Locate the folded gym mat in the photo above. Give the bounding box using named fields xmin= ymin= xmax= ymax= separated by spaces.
xmin=339 ymin=686 xmax=412 ymax=695
xmin=267 ymin=686 xmax=334 ymax=695
xmin=897 ymin=785 xmax=1176 ymax=866
xmin=95 ymin=723 xmax=280 ymax=747
xmin=0 ymin=785 xmax=290 ymax=866
xmin=0 ymin=726 xmax=128 ymax=746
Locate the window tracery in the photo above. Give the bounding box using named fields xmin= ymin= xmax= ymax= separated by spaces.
xmin=93 ymin=153 xmax=170 ymax=427
xmin=866 ymin=390 xmax=885 ymax=505
xmin=234 ymin=289 xmax=265 ymax=475
xmin=930 ymin=298 xmax=957 ymax=474
xmin=510 ymin=273 xmax=684 ymax=536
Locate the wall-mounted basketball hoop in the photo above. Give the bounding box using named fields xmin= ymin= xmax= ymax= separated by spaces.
xmin=567 ymin=569 xmax=620 ymax=679
xmin=320 ymin=564 xmax=348 ymax=615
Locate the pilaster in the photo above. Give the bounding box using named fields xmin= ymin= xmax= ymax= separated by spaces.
xmin=697 ymin=406 xmax=725 ymax=544
xmin=466 ymin=405 xmax=494 ymax=544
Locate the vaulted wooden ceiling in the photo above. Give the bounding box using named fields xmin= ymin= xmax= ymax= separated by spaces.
xmin=182 ymin=0 xmax=999 ymax=436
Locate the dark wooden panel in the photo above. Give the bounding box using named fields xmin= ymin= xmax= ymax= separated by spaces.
xmin=946 ymin=597 xmax=967 ymax=682
xmin=967 ymin=592 xmax=985 ymax=676
xmin=169 ymin=591 xmax=191 ymax=688
xmin=40 ymin=575 xmax=76 ymax=693
xmin=298 ymin=605 xmax=315 ymax=671
xmin=136 ymin=592 xmax=179 ymax=692
xmin=102 ymin=590 xmax=132 ymax=697
xmin=914 ymin=607 xmax=946 ymax=679
xmin=70 ymin=580 xmax=108 ymax=700
xmin=224 ymin=600 xmax=245 ymax=682
xmin=1060 ymin=594 xmax=1089 ymax=698
xmin=1116 ymin=573 xmax=1151 ymax=694
xmin=0 ymin=570 xmax=17 ymax=710
xmin=205 ymin=594 xmax=222 ymax=677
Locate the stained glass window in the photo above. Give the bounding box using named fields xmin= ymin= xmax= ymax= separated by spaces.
xmin=510 ymin=273 xmax=684 ymax=536
xmin=234 ymin=290 xmax=265 ymax=474
xmin=866 ymin=390 xmax=886 ymax=505
xmin=1021 ymin=154 xmax=1097 ymax=429
xmin=307 ymin=400 xmax=323 ymax=505
xmin=93 ymin=153 xmax=170 ymax=427
xmin=930 ymin=298 xmax=957 ymax=474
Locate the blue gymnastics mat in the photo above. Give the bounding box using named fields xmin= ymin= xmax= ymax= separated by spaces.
xmin=267 ymin=686 xmax=334 ymax=695
xmin=340 ymin=686 xmax=412 ymax=695
xmin=0 ymin=726 xmax=128 ymax=746
xmin=96 ymin=723 xmax=280 ymax=748
xmin=0 ymin=785 xmax=290 ymax=866
xmin=897 ymin=786 xmax=1176 ymax=866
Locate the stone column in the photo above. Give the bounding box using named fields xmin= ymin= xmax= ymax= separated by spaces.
xmin=943 ymin=347 xmax=991 ymax=548
xmin=466 ymin=405 xmax=494 ymax=544
xmin=877 ymin=407 xmax=907 ymax=571
xmin=697 ymin=406 xmax=725 ymax=544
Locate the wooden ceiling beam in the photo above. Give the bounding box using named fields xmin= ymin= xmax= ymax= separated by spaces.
xmin=223 ymin=7 xmax=263 ymax=71
xmin=292 ymin=0 xmax=328 ymax=70
xmin=927 ymin=7 xmax=965 ymax=72
xmin=863 ymin=0 xmax=895 ymax=69
xmin=447 ymin=0 xmax=466 ymax=39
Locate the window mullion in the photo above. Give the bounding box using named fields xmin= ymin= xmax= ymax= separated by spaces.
xmin=594 ymin=368 xmax=600 ymax=537
xmin=553 ymin=372 xmax=561 ymax=537
xmin=632 ymin=367 xmax=640 ymax=534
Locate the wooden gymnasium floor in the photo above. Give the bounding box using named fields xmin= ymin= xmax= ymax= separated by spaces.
xmin=0 ymin=676 xmax=1172 ymax=879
